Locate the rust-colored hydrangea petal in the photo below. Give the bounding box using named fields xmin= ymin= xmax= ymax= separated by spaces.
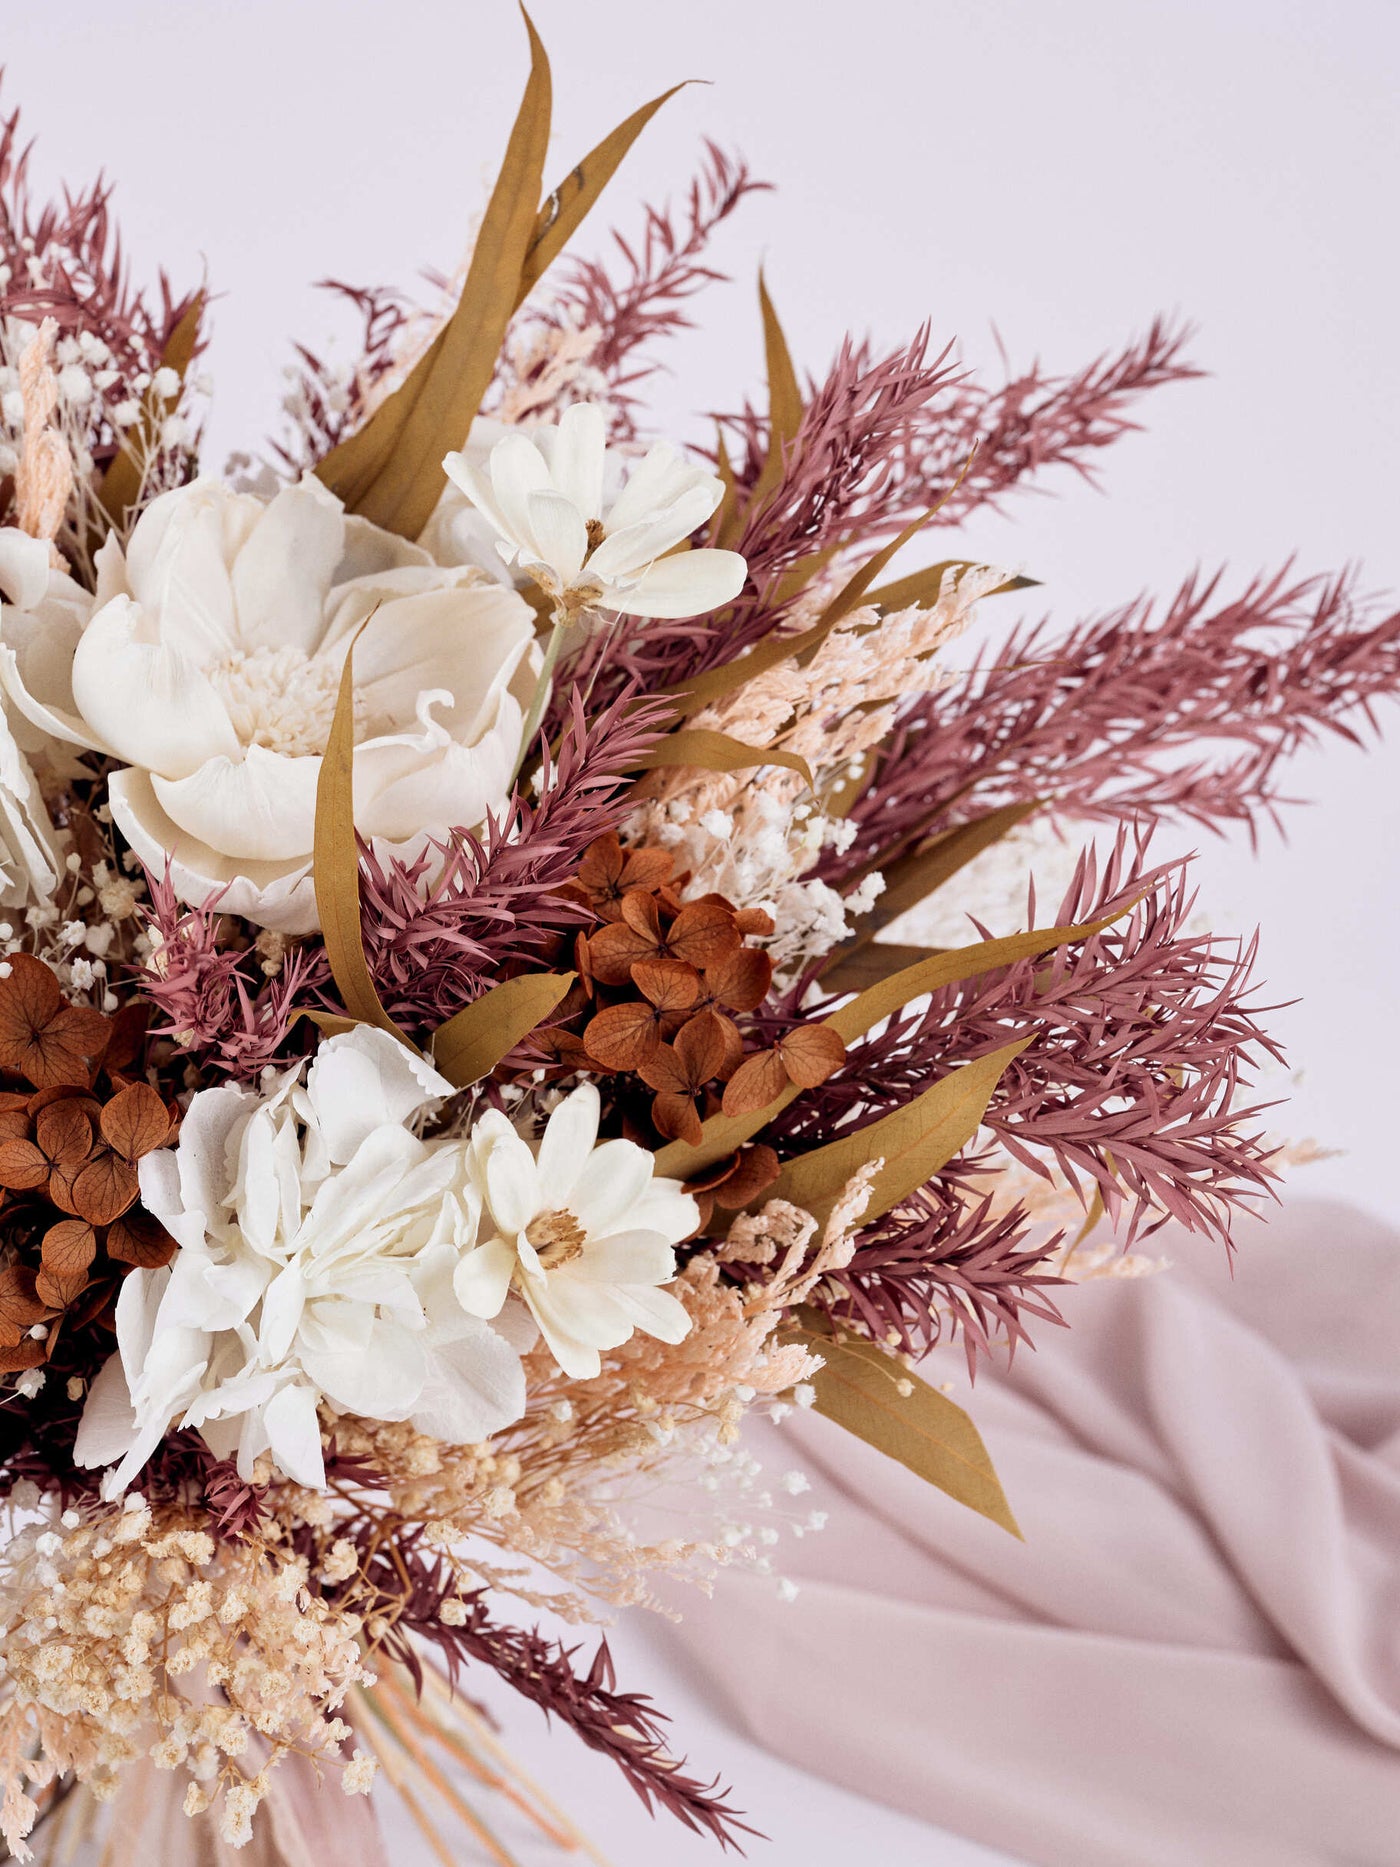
xmin=0 ymin=1336 xmax=50 ymax=1372
xmin=733 ymin=907 xmax=776 ymax=937
xmin=0 ymin=1136 xmax=50 ymax=1191
xmin=618 ymin=890 xmax=664 ymax=942
xmin=705 ymin=947 xmax=774 ymax=1014
xmin=577 ymin=832 xmax=626 ymax=894
xmin=100 ymin=1081 xmax=174 ymax=1161
xmin=668 ymin=902 xmax=741 ymax=970
xmin=651 ymin=1091 xmax=704 ymax=1146
xmin=720 ymin=1048 xmax=790 ymax=1116
xmin=0 ymin=957 xmax=111 ymax=1088
xmin=674 ymin=1008 xmax=730 ymax=1086
xmin=36 ymin=1219 xmax=97 ymax=1307
xmin=637 ymin=1043 xmax=692 ymax=1095
xmin=106 ymin=1207 xmax=177 ymax=1268
xmin=35 ymin=1097 xmax=94 ymax=1169
xmin=632 ymin=958 xmax=701 ymax=1013
xmin=776 ymin=1023 xmax=848 ymax=1088
xmin=70 ymin=1149 xmax=140 ymax=1226
xmin=0 ymin=1262 xmax=47 ymax=1345
xmin=713 ymin=1142 xmax=782 ymax=1209
xmin=586 ymin=921 xmax=656 ymax=987
xmin=584 ymin=1001 xmax=663 ymax=1071
xmin=620 ymin=846 xmax=674 ymax=892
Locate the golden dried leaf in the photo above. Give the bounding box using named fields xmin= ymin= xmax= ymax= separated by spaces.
xmin=767 ymin=1039 xmax=1031 ymax=1227
xmin=629 ymin=727 xmax=814 ymax=790
xmin=312 ymin=629 xmax=409 ymax=1044
xmin=791 ymin=1309 xmax=1020 ymax=1536
xmin=431 ymin=972 xmax=576 ymax=1090
xmin=315 ymin=10 xmax=552 ymax=534
xmin=818 ymin=942 xmax=947 ymax=996
xmin=516 ymin=82 xmax=688 ymax=306
xmin=863 ymin=562 xmax=1039 ymax=612
xmin=748 ymin=272 xmax=803 ymax=513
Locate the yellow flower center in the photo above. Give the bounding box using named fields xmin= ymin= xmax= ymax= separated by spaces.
xmin=525 ymin=1208 xmax=587 ymax=1270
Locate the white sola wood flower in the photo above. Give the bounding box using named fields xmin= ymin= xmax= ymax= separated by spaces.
xmin=0 ymin=475 xmax=540 ymax=932
xmin=74 ymin=1028 xmax=528 ymax=1494
xmin=454 ymin=1083 xmax=697 ymax=1379
xmin=442 ymin=403 xmax=747 ymax=621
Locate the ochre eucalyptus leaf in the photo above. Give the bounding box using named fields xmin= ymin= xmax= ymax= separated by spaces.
xmin=629 ymin=728 xmax=813 ymax=789
xmin=311 ymin=632 xmax=408 ymax=1043
xmin=792 ymin=1308 xmax=1021 ymax=1537
xmin=516 ymin=82 xmax=689 ymax=307
xmin=865 ymin=563 xmax=1040 ymax=612
xmin=433 ymin=972 xmax=576 ymax=1089
xmin=764 ymin=1037 xmax=1031 ymax=1227
xmin=315 ymin=7 xmax=552 ymax=534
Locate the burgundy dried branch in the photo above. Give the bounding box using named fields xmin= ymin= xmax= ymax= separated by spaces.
xmin=873 ymin=317 xmax=1201 ymax=534
xmin=137 ymin=869 xmax=325 ymax=1082
xmin=272 ymin=278 xmax=428 ymax=475
xmin=825 ymin=568 xmax=1400 ymax=880
xmin=0 ymin=81 xmax=203 ymax=492
xmin=811 ymin=1176 xmax=1066 ymax=1373
xmin=773 ymin=837 xmax=1283 ymax=1245
xmin=337 ymin=685 xmax=673 ymax=1035
xmin=354 ymin=1541 xmax=754 ymax=1851
xmin=551 ymin=141 xmax=770 ymax=442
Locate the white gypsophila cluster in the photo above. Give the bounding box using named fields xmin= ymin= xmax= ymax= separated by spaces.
xmin=639 ymin=788 xmax=886 ymax=984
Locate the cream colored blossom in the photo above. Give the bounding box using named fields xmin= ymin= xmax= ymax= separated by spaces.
xmin=0 ymin=475 xmax=541 ymax=932
xmin=443 ymin=403 xmax=746 ymax=621
xmin=75 ymin=1028 xmax=528 ymax=1494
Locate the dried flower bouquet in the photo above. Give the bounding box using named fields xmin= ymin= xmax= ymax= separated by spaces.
xmin=0 ymin=12 xmax=1395 ymax=1862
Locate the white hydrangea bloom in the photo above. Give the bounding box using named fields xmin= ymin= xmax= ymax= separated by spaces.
xmin=74 ymin=1028 xmax=529 ymax=1494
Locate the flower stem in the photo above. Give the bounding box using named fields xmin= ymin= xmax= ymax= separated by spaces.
xmin=511 ymin=617 xmax=566 ymax=787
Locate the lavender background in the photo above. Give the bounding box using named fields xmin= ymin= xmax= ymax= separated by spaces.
xmin=6 ymin=2 xmax=1399 ymax=1860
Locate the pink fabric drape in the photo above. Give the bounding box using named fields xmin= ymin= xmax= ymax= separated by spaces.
xmin=652 ymin=1197 xmax=1400 ymax=1866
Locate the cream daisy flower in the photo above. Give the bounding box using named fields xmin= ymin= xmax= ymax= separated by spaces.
xmin=453 ymin=1082 xmax=696 ymax=1378
xmin=442 ymin=403 xmax=746 ymax=622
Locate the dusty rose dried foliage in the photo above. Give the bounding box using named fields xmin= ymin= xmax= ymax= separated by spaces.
xmin=824 ymin=568 xmax=1400 ymax=880
xmin=808 ymin=1175 xmax=1066 ymax=1373
xmin=770 ymin=837 xmax=1283 ymax=1247
xmin=0 ymin=85 xmax=203 ymax=485
xmin=336 ymin=686 xmax=674 ymax=1034
xmin=348 ymin=1539 xmax=755 ymax=1850
xmin=550 ymin=140 xmax=771 ymax=442
xmin=138 ymin=868 xmax=327 ymax=1083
